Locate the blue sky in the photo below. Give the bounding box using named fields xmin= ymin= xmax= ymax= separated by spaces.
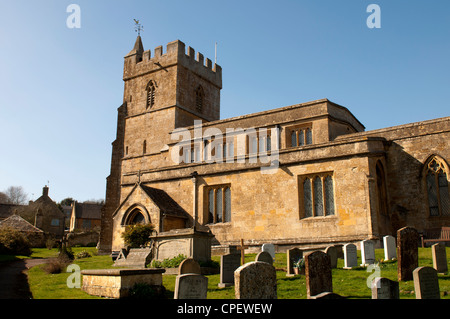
xmin=0 ymin=1 xmax=449 ymax=203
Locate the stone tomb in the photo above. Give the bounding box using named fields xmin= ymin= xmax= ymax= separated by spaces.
xmin=413 ymin=266 xmax=440 ymax=299
xmin=81 ymin=268 xmax=165 ymax=298
xmin=261 ymin=243 xmax=276 ymax=260
xmin=174 ymin=274 xmax=208 ymax=299
xmin=383 ymin=235 xmax=397 ymax=260
xmin=305 ymin=251 xmax=332 ymax=299
xmin=218 ymin=253 xmax=240 ymax=288
xmin=360 ymin=240 xmax=375 ymax=266
xmin=324 ymin=246 xmax=338 ymax=268
xmin=113 ymin=248 xmax=152 ymax=268
xmin=371 ymin=277 xmax=399 ymax=299
xmin=255 ymin=251 xmax=273 ymax=265
xmin=286 ymin=248 xmax=303 ymax=276
xmin=432 ymin=243 xmax=448 ymax=274
xmin=343 ymin=243 xmax=358 ymax=269
xmin=397 ymin=226 xmax=419 ymax=281
xmin=234 ymin=261 xmax=277 ymax=299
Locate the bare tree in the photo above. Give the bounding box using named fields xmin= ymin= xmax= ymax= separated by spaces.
xmin=3 ymin=186 xmax=28 ymax=205
xmin=0 ymin=192 xmax=9 ymax=204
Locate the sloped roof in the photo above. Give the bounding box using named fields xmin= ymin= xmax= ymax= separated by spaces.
xmin=74 ymin=202 xmax=102 ymax=220
xmin=0 ymin=214 xmax=43 ymax=233
xmin=140 ymin=185 xmax=189 ymax=219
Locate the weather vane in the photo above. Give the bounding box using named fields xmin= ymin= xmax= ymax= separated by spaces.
xmin=134 ymin=19 xmax=143 ymax=36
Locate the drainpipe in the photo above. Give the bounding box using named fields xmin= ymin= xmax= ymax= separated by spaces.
xmin=190 ymin=171 xmax=199 ymax=231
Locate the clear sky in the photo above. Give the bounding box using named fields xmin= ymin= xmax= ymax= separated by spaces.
xmin=0 ymin=0 xmax=449 ymax=203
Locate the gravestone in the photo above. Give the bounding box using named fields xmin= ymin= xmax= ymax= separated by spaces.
xmin=343 ymin=243 xmax=358 ymax=269
xmin=255 ymin=251 xmax=273 ymax=265
xmin=234 ymin=261 xmax=277 ymax=299
xmin=383 ymin=235 xmax=397 ymax=260
xmin=432 ymin=243 xmax=448 ymax=274
xmin=113 ymin=248 xmax=152 ymax=268
xmin=261 ymin=243 xmax=276 ymax=260
xmin=286 ymin=248 xmax=303 ymax=276
xmin=371 ymin=277 xmax=399 ymax=299
xmin=219 ymin=253 xmax=241 ymax=288
xmin=174 ymin=274 xmax=208 ymax=299
xmin=397 ymin=226 xmax=419 ymax=281
xmin=324 ymin=246 xmax=338 ymax=268
xmin=360 ymin=240 xmax=375 ymax=266
xmin=305 ymin=251 xmax=332 ymax=299
xmin=179 ymin=258 xmax=201 ymax=275
xmin=413 ymin=266 xmax=440 ymax=299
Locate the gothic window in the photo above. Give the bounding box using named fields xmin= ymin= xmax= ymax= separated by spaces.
xmin=289 ymin=125 xmax=313 ymax=147
xmin=425 ymin=156 xmax=450 ymax=217
xmin=300 ymin=173 xmax=335 ymax=219
xmin=146 ymin=80 xmax=156 ymax=109
xmin=206 ymin=185 xmax=231 ymax=224
xmin=195 ymin=86 xmax=204 ymax=113
xmin=127 ymin=208 xmax=146 ymax=225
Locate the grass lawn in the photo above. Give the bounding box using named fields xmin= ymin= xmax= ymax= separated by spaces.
xmin=19 ymin=246 xmax=450 ymax=299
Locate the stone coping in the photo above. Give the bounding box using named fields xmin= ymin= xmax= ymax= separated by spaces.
xmin=81 ymin=268 xmax=165 ymax=276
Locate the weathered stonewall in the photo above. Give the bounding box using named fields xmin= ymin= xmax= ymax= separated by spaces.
xmin=397 ymin=226 xmax=419 ymax=281
xmin=234 ymin=261 xmax=277 ymax=299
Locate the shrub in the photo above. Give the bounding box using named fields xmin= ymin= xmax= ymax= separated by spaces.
xmin=43 ymin=259 xmax=68 ymax=274
xmin=75 ymin=250 xmax=92 ymax=259
xmin=149 ymin=254 xmax=187 ymax=268
xmin=121 ymin=223 xmax=155 ymax=248
xmin=0 ymin=227 xmax=32 ymax=256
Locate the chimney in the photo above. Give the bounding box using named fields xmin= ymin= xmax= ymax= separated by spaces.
xmin=43 ymin=185 xmax=49 ymax=197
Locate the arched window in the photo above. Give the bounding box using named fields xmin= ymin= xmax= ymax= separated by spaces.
xmin=128 ymin=208 xmax=146 ymax=225
xmin=146 ymin=80 xmax=156 ymax=109
xmin=195 ymin=86 xmax=204 ymax=113
xmin=425 ymin=156 xmax=450 ymax=217
xmin=300 ymin=173 xmax=335 ymax=219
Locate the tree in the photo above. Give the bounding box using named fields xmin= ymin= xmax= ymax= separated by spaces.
xmin=3 ymin=186 xmax=28 ymax=205
xmin=0 ymin=192 xmax=8 ymax=204
xmin=60 ymin=197 xmax=75 ymax=206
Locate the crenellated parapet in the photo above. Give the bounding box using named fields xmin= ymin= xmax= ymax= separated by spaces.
xmin=124 ymin=38 xmax=222 ymax=89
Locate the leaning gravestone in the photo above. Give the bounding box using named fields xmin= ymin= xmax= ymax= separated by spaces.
xmin=360 ymin=240 xmax=375 ymax=266
xmin=261 ymin=243 xmax=276 ymax=260
xmin=324 ymin=246 xmax=338 ymax=268
xmin=113 ymin=248 xmax=152 ymax=268
xmin=413 ymin=266 xmax=440 ymax=299
xmin=255 ymin=251 xmax=273 ymax=265
xmin=383 ymin=235 xmax=397 ymax=260
xmin=432 ymin=243 xmax=448 ymax=274
xmin=234 ymin=261 xmax=277 ymax=299
xmin=174 ymin=274 xmax=208 ymax=299
xmin=397 ymin=226 xmax=419 ymax=281
xmin=305 ymin=251 xmax=332 ymax=299
xmin=343 ymin=243 xmax=358 ymax=269
xmin=371 ymin=277 xmax=399 ymax=299
xmin=179 ymin=258 xmax=201 ymax=275
xmin=286 ymin=248 xmax=303 ymax=276
xmin=219 ymin=253 xmax=240 ymax=288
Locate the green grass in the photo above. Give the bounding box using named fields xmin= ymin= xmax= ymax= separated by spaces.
xmin=4 ymin=246 xmax=450 ymax=299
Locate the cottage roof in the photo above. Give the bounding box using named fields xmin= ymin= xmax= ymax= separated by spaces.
xmin=74 ymin=202 xmax=102 ymax=220
xmin=0 ymin=214 xmax=43 ymax=233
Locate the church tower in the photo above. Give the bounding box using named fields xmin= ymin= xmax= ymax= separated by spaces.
xmin=98 ymin=36 xmax=222 ymax=253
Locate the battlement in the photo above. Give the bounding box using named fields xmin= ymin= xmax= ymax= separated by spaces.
xmin=124 ymin=38 xmax=222 ymax=88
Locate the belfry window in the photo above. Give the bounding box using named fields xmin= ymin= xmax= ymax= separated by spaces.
xmin=146 ymin=80 xmax=156 ymax=109
xmin=195 ymin=86 xmax=204 ymax=113
xmin=207 ymin=185 xmax=231 ymax=224
xmin=289 ymin=125 xmax=313 ymax=147
xmin=300 ymin=173 xmax=335 ymax=219
xmin=425 ymin=156 xmax=450 ymax=217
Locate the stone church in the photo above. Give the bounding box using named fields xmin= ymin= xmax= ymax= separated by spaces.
xmin=98 ymin=36 xmax=450 ymax=254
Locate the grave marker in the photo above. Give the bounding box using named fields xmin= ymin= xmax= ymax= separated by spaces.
xmin=255 ymin=251 xmax=273 ymax=265
xmin=397 ymin=226 xmax=419 ymax=281
xmin=383 ymin=235 xmax=397 ymax=260
xmin=361 ymin=240 xmax=375 ymax=266
xmin=413 ymin=266 xmax=440 ymax=299
xmin=174 ymin=274 xmax=208 ymax=299
xmin=305 ymin=251 xmax=332 ymax=299
xmin=343 ymin=243 xmax=358 ymax=269
xmin=371 ymin=277 xmax=399 ymax=299
xmin=324 ymin=246 xmax=338 ymax=268
xmin=234 ymin=261 xmax=277 ymax=299
xmin=237 ymin=239 xmax=249 ymax=266
xmin=432 ymin=243 xmax=448 ymax=274
xmin=179 ymin=257 xmax=201 ymax=275
xmin=218 ymin=253 xmax=240 ymax=288
xmin=262 ymin=243 xmax=276 ymax=259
